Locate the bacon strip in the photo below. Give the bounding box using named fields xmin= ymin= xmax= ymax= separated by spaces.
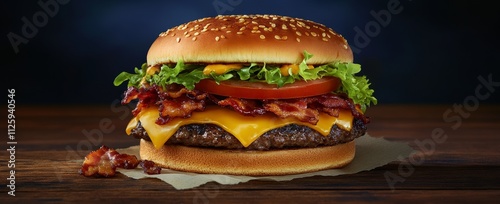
xmin=314 ymin=93 xmax=369 ymax=124
xmin=264 ymin=99 xmax=320 ymax=124
xmin=217 ymin=97 xmax=266 ymax=116
xmin=157 ymin=95 xmax=205 ymax=124
xmin=122 ymin=85 xmax=208 ymax=125
xmin=121 ymin=85 xmax=369 ymax=126
xmin=122 ymin=86 xmax=157 ymax=116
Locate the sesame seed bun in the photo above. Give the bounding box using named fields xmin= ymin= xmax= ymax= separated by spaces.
xmin=140 ymin=139 xmax=355 ymax=176
xmin=147 ymin=14 xmax=353 ymax=65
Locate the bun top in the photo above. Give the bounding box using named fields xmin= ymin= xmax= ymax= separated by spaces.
xmin=147 ymin=14 xmax=353 ymax=66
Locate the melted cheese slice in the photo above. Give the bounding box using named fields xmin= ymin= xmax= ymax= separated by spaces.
xmin=280 ymin=64 xmax=314 ymax=76
xmin=203 ymin=64 xmax=243 ymax=75
xmin=140 ymin=65 xmax=160 ymax=85
xmin=126 ymin=106 xmax=353 ymax=149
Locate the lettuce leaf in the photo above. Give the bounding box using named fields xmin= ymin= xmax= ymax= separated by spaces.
xmin=113 ymin=51 xmax=377 ymax=111
xmin=113 ymin=63 xmax=148 ymax=87
xmin=319 ymin=62 xmax=377 ymax=111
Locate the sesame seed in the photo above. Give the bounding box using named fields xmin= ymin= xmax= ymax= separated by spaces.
xmin=240 ymin=27 xmax=246 ymax=31
xmin=270 ymin=23 xmax=276 ymax=28
xmin=274 ymin=35 xmax=281 ymax=40
xmin=282 ymin=36 xmax=288 ymax=40
xmin=251 ymin=30 xmax=261 ymax=33
xmin=185 ymin=34 xmax=191 ymax=38
xmin=251 ymin=21 xmax=258 ymax=24
xmin=237 ymin=31 xmax=243 ymax=35
xmin=192 ymin=36 xmax=197 ymax=41
xmin=295 ymin=31 xmax=302 ymax=36
xmin=215 ymin=36 xmax=220 ymax=41
xmin=322 ymin=32 xmax=326 ymax=37
xmin=176 ymin=37 xmax=181 ymax=43
xmin=322 ymin=37 xmax=328 ymax=41
xmin=296 ymin=37 xmax=301 ymax=42
xmin=171 ymin=33 xmax=176 ymax=37
xmin=260 ymin=35 xmax=265 ymax=39
xmin=226 ymin=30 xmax=232 ymax=33
xmin=252 ymin=26 xmax=258 ymax=30
xmin=221 ymin=26 xmax=227 ymax=30
xmin=220 ymin=35 xmax=226 ymax=39
xmin=305 ymin=32 xmax=310 ymax=36
xmin=282 ymin=24 xmax=288 ymax=30
xmin=194 ymin=32 xmax=200 ymax=36
xmin=311 ymin=32 xmax=317 ymax=37
xmin=258 ymin=25 xmax=265 ymax=28
xmin=343 ymin=44 xmax=348 ymax=49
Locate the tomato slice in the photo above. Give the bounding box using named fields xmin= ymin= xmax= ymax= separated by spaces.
xmin=195 ymin=77 xmax=341 ymax=99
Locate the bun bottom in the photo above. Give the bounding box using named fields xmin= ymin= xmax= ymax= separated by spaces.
xmin=140 ymin=139 xmax=355 ymax=176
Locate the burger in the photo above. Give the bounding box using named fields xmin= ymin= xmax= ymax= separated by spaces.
xmin=113 ymin=14 xmax=377 ymax=176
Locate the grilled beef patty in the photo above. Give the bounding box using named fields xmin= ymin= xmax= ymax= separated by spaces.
xmin=130 ymin=118 xmax=366 ymax=150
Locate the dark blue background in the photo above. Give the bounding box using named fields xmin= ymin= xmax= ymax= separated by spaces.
xmin=3 ymin=0 xmax=500 ymax=105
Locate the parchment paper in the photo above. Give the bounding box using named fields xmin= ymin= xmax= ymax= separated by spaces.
xmin=117 ymin=134 xmax=413 ymax=190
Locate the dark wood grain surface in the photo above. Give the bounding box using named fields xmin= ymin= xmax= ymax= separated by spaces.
xmin=1 ymin=104 xmax=499 ymax=203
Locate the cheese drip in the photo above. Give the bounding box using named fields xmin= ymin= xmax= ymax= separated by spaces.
xmin=203 ymin=64 xmax=243 ymax=75
xmin=126 ymin=106 xmax=353 ymax=149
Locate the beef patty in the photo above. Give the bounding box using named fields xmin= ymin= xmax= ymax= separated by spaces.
xmin=130 ymin=118 xmax=366 ymax=150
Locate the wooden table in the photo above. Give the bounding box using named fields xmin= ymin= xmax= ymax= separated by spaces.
xmin=1 ymin=104 xmax=499 ymax=203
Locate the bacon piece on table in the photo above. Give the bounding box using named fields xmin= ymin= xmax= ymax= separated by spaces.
xmin=139 ymin=160 xmax=162 ymax=175
xmin=79 ymin=146 xmax=140 ymax=177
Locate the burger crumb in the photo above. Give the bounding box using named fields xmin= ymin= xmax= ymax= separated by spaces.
xmin=139 ymin=160 xmax=162 ymax=175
